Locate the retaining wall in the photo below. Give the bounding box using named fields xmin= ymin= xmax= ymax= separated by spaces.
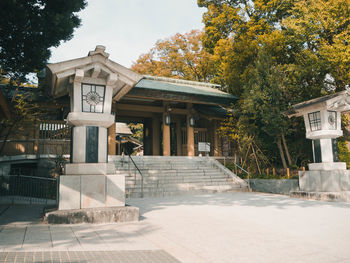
xmin=249 ymin=179 xmax=299 ymax=195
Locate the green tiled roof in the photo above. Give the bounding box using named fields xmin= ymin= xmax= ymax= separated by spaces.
xmin=134 ymin=77 xmax=238 ymax=102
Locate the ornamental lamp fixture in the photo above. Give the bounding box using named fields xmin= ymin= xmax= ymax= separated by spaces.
xmin=286 ymin=90 xmax=350 ymax=193
xmin=189 ymin=116 xmax=195 ymax=127
xmin=165 ymin=114 xmax=171 ymax=125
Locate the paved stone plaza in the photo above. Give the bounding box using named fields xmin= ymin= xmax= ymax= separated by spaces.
xmin=0 ymin=192 xmax=350 ymax=263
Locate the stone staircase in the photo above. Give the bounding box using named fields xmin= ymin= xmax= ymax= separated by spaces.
xmin=111 ymin=156 xmax=249 ymax=198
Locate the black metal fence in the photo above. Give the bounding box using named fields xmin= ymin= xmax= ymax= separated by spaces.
xmin=0 ymin=175 xmax=58 ymax=205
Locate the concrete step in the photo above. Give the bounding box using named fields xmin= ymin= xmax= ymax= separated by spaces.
xmin=116 ymin=165 xmax=214 ymax=171
xmin=126 ymin=183 xmax=239 ymax=191
xmin=125 ymin=177 xmax=231 ymax=184
xmin=126 ymin=186 xmax=248 ymax=198
xmin=125 ymin=179 xmax=233 ymax=187
xmin=125 ymin=178 xmax=230 ymax=185
xmin=124 ymin=172 xmax=227 ymax=178
xmin=112 ymin=156 xmax=247 ymax=198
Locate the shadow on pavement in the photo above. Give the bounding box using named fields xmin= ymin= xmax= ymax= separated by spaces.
xmin=127 ymin=192 xmax=350 ymax=215
xmin=0 ymin=204 xmax=45 ymax=225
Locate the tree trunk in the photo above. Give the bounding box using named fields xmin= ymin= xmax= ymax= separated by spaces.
xmin=251 ymin=145 xmax=261 ymax=175
xmin=0 ymin=124 xmax=15 ymax=156
xmin=277 ymin=136 xmax=287 ymax=169
xmin=281 ymin=132 xmax=292 ymax=166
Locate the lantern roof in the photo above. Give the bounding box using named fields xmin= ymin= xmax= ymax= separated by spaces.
xmin=286 ymin=90 xmax=350 ymax=117
xmin=44 ymin=45 xmax=143 ymax=100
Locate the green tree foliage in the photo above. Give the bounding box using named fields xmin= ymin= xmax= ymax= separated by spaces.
xmin=131 ymin=30 xmax=216 ymax=82
xmin=0 ymin=90 xmax=43 ymax=155
xmin=338 ymin=139 xmax=350 ymax=169
xmin=0 ymin=0 xmax=86 ymax=155
xmin=0 ymin=0 xmax=87 ymax=82
xmin=199 ymin=0 xmax=350 ymax=170
xmin=128 ymin=123 xmax=144 ymax=143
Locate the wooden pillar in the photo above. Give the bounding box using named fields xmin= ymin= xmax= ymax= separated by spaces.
xmin=152 ymin=116 xmax=160 ymax=156
xmin=108 ymin=122 xmax=116 ymax=155
xmin=213 ymin=120 xmax=219 ymax=156
xmin=176 ymin=118 xmax=182 ymax=156
xmin=33 ymin=121 xmax=39 ymax=154
xmin=163 ymin=113 xmax=171 ymax=156
xmin=187 ymin=103 xmax=195 ymax=156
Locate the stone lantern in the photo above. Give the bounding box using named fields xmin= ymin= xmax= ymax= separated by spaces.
xmin=45 ymin=46 xmax=142 ymax=210
xmin=287 ymin=91 xmax=350 ymax=194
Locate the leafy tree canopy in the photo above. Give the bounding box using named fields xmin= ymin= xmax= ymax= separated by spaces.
xmin=0 ymin=0 xmax=87 ymax=83
xmin=131 ymin=30 xmax=216 ymax=82
xmin=198 ymin=0 xmax=350 ymax=170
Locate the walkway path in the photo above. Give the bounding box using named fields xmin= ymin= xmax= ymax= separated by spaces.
xmin=0 ymin=193 xmax=349 ymax=263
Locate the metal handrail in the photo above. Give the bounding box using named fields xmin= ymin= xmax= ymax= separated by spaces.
xmin=212 ymin=155 xmax=251 ymax=191
xmin=232 ymin=162 xmax=251 ymax=191
xmin=128 ymin=155 xmax=144 ymax=198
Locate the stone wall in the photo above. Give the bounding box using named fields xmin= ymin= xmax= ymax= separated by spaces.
xmin=249 ymin=179 xmax=299 ymax=195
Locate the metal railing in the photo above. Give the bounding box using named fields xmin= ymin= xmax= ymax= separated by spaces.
xmin=213 ymin=156 xmax=251 ymax=191
xmin=0 ymin=175 xmax=58 ymax=205
xmin=128 ymin=155 xmax=144 ymax=198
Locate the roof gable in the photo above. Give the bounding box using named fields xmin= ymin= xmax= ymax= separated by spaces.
xmin=45 ymin=46 xmax=143 ymax=99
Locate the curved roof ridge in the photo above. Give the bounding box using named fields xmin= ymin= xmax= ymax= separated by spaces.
xmin=143 ymin=75 xmax=222 ymax=89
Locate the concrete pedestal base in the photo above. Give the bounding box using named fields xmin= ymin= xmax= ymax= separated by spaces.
xmin=59 ymin=174 xmax=125 ymax=210
xmin=299 ymin=170 xmax=350 ymax=192
xmin=45 ymin=206 xmax=139 ymax=224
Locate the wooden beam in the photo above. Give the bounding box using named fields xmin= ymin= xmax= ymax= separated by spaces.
xmin=116 ymin=110 xmax=154 ymax=118
xmin=115 ymin=103 xmax=188 ymax=115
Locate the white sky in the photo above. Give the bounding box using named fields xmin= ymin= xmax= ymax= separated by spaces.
xmin=49 ymin=0 xmax=206 ymax=68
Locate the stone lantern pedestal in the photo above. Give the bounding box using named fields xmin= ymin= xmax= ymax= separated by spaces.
xmin=44 ymin=46 xmax=143 ymax=218
xmin=287 ymin=91 xmax=350 ymax=201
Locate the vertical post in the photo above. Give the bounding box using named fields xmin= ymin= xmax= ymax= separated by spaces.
xmin=162 ymin=113 xmax=171 ymax=156
xmin=266 ymin=168 xmax=269 ymax=175
xmin=187 ymin=103 xmax=195 ymax=156
xmin=152 ymin=116 xmax=160 ymax=155
xmin=273 ymin=167 xmax=276 ymax=177
xmin=107 ymin=122 xmax=116 ymax=155
xmin=287 ymin=168 xmax=290 ymax=179
xmin=213 ymin=120 xmax=219 ymax=156
xmin=33 ymin=121 xmax=39 ymax=155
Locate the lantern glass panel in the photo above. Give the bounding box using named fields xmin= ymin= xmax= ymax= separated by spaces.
xmin=81 ymin=84 xmax=105 ymax=113
xmin=308 ymin=111 xmax=321 ymax=131
xmin=327 ymin=111 xmax=337 ymax=130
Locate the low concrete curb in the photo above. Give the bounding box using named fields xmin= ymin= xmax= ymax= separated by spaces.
xmin=44 ymin=206 xmax=139 ymax=224
xmin=290 ymin=191 xmax=350 ymax=202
